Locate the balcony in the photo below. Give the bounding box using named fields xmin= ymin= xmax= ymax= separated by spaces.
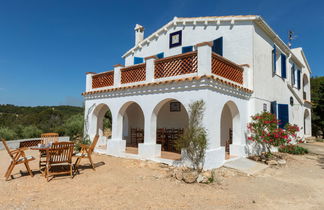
xmin=85 ymin=42 xmax=250 ymax=93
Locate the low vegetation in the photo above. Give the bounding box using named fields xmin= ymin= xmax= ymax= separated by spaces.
xmin=279 ymin=145 xmax=308 ymax=155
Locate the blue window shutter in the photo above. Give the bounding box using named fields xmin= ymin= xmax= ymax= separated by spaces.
xmin=156 ymin=52 xmax=164 ymax=59
xmin=278 ymin=104 xmax=289 ymax=129
xmin=281 ymin=54 xmax=287 ymax=78
xmin=182 ymin=46 xmax=193 ymax=54
xmin=212 ymin=37 xmax=223 ymax=56
xmin=134 ymin=57 xmax=144 ymax=65
xmin=272 ymin=45 xmax=277 ymax=74
xmin=270 ymin=101 xmax=277 ymax=116
xmin=297 ymin=70 xmax=301 ymax=89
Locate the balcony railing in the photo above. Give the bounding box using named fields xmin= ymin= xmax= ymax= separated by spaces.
xmin=212 ymin=53 xmax=243 ymax=84
xmin=92 ymin=71 xmax=114 ymax=88
xmin=87 ymin=42 xmax=250 ymax=92
xmin=121 ymin=63 xmax=146 ymax=84
xmin=154 ymin=51 xmax=198 ymax=79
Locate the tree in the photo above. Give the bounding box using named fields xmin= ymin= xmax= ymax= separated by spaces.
xmin=21 ymin=125 xmax=43 ymax=139
xmin=0 ymin=127 xmax=17 ymax=140
xmin=63 ymin=114 xmax=84 ymax=141
xmin=310 ymin=76 xmax=324 ymax=137
xmin=176 ymin=100 xmax=207 ymax=172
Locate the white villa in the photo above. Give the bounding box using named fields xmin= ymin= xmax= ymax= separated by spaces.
xmin=82 ymin=15 xmax=312 ymax=169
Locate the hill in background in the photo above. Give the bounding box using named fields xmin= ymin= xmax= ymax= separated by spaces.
xmin=0 ymin=104 xmax=84 ymax=140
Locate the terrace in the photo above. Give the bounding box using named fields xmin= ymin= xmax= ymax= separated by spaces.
xmin=84 ymin=42 xmax=252 ymax=95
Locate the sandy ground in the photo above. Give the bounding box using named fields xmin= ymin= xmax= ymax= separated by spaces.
xmin=1 ymin=148 xmax=324 ymax=210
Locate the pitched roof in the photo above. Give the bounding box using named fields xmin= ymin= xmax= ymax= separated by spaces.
xmin=122 ymin=15 xmax=304 ymax=68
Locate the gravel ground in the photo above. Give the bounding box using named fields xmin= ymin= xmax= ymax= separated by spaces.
xmin=1 ymin=149 xmax=324 ymax=210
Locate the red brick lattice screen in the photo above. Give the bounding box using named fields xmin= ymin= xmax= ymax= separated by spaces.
xmin=154 ymin=51 xmax=198 ymax=79
xmin=92 ymin=71 xmax=114 ymax=88
xmin=211 ymin=53 xmax=243 ymax=84
xmin=121 ymin=63 xmax=146 ymax=84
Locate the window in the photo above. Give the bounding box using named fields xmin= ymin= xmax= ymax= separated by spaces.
xmin=156 ymin=52 xmax=164 ymax=59
xmin=134 ymin=57 xmax=144 ymax=65
xmin=182 ymin=46 xmax=193 ymax=54
xmin=272 ymin=45 xmax=277 ymax=75
xmin=278 ymin=104 xmax=289 ymax=129
xmin=281 ymin=54 xmax=287 ymax=78
xmin=291 ymin=63 xmax=295 ymax=85
xmin=297 ymin=69 xmax=301 ymax=90
xmin=270 ymin=101 xmax=277 ymax=116
xmin=169 ymin=30 xmax=182 ymax=48
xmin=212 ymin=37 xmax=223 ymax=56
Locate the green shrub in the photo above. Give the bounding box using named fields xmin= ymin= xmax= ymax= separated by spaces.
xmin=279 ymin=145 xmax=308 ymax=155
xmin=63 ymin=114 xmax=84 ymax=140
xmin=22 ymin=125 xmax=43 ymax=138
xmin=0 ymin=127 xmax=17 ymax=140
xmin=176 ymin=100 xmax=207 ymax=172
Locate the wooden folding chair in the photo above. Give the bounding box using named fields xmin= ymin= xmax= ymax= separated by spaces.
xmin=39 ymin=133 xmax=59 ymax=169
xmin=1 ymin=139 xmax=35 ymax=181
xmin=74 ymin=135 xmax=99 ymax=172
xmin=45 ymin=142 xmax=74 ymax=182
xmin=41 ymin=133 xmax=59 ymax=145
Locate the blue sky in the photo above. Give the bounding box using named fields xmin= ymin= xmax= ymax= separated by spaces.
xmin=0 ymin=0 xmax=323 ymax=107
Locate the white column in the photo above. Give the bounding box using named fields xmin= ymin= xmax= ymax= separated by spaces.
xmin=144 ymin=56 xmax=157 ymax=83
xmin=113 ymin=64 xmax=124 ymax=88
xmin=85 ymin=72 xmax=96 ymax=91
xmin=138 ymin=108 xmax=161 ymax=159
xmin=242 ymin=64 xmax=253 ymax=90
xmin=196 ymin=42 xmax=213 ymax=76
xmin=107 ymin=106 xmax=126 ymax=156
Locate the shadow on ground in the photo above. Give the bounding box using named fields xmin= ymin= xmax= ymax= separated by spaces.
xmin=317 ymin=156 xmax=324 ymax=169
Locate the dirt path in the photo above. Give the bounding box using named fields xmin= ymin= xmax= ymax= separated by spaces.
xmin=300 ymin=142 xmax=324 ymax=155
xmin=1 ymin=150 xmax=324 ymax=210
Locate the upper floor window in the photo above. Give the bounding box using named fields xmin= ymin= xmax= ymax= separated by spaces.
xmin=169 ymin=30 xmax=182 ymax=48
xmin=134 ymin=57 xmax=144 ymax=65
xmin=272 ymin=45 xmax=277 ymax=75
xmin=212 ymin=37 xmax=223 ymax=56
xmin=297 ymin=69 xmax=301 ymax=90
xmin=291 ymin=63 xmax=295 ymax=86
xmin=281 ymin=54 xmax=287 ymax=79
xmin=182 ymin=46 xmax=193 ymax=54
xmin=156 ymin=52 xmax=164 ymax=59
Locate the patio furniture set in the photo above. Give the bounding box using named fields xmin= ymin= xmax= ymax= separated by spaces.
xmin=2 ymin=133 xmax=99 ymax=182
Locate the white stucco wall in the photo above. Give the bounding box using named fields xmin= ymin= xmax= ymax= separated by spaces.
xmin=125 ymin=21 xmax=253 ymax=67
xmin=84 ymin=78 xmax=250 ymax=169
xmin=251 ymin=23 xmax=311 ymax=137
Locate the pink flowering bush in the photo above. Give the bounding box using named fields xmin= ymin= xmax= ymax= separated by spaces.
xmin=247 ymin=112 xmax=301 ymax=154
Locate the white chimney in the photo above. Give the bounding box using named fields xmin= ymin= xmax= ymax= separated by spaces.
xmin=134 ymin=24 xmax=144 ymax=45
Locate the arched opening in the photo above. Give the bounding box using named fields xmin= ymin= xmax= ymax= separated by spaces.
xmin=153 ymin=99 xmax=189 ymax=160
xmin=303 ymin=74 xmax=309 ymax=100
xmin=90 ymin=104 xmax=112 ymax=149
xmin=304 ymin=109 xmax=311 ymax=136
xmin=220 ymin=101 xmax=240 ymax=160
xmin=119 ymin=101 xmax=144 ymax=154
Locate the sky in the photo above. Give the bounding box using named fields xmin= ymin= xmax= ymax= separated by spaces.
xmin=0 ymin=0 xmax=323 ymax=107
